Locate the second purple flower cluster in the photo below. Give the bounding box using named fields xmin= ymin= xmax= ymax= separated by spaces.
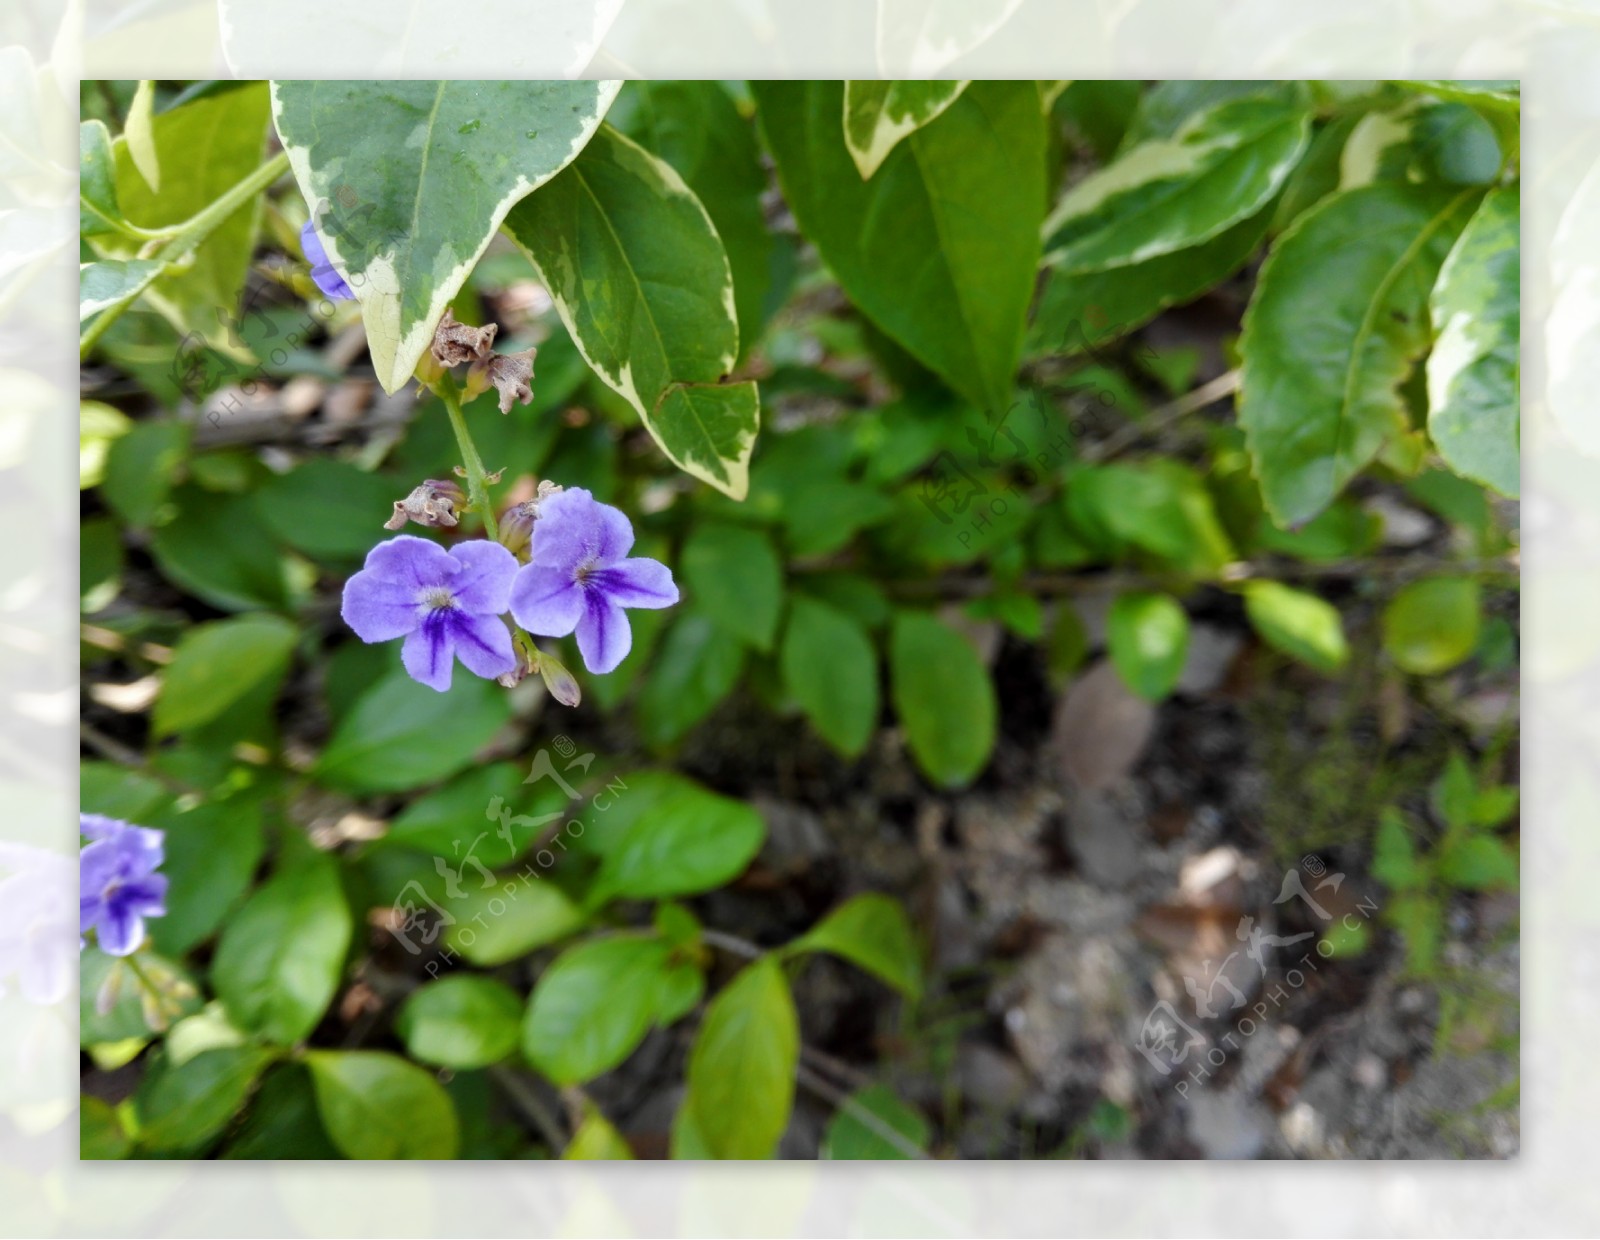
xmin=341 ymin=488 xmax=678 ymax=691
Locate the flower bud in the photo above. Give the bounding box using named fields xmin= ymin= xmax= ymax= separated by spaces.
xmin=498 ymin=480 xmax=565 ymax=558
xmin=385 ymin=478 xmax=465 ymax=530
xmin=536 ymin=646 xmax=581 ymax=707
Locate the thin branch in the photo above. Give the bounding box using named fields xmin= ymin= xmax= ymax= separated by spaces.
xmin=796 ymin=1062 xmax=929 ymax=1160
xmin=701 ymin=929 xmax=762 ymax=960
xmin=488 ymin=1065 xmax=568 ymax=1152
xmin=1080 ymin=368 xmax=1241 ymax=464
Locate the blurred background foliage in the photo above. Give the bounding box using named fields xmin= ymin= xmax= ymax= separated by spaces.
xmin=79 ymin=77 xmax=1518 ymax=1160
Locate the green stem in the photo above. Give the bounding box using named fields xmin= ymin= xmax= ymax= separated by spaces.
xmin=439 ymin=379 xmax=498 ymax=539
xmin=80 ymin=149 xmax=291 ymax=358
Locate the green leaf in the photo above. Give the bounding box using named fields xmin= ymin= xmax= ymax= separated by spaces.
xmin=754 ymin=80 xmax=1046 ymax=414
xmin=80 ymin=258 xmax=165 ymax=323
xmin=1029 ymin=206 xmax=1271 ymax=358
xmin=1239 ymin=183 xmax=1482 ymax=526
xmin=255 ymin=459 xmax=402 ymax=561
xmin=222 ymin=1064 xmax=340 ymax=1159
xmin=1107 ymin=592 xmax=1190 ymax=701
xmin=1045 ymin=95 xmax=1310 ymax=274
xmin=611 ymin=81 xmax=780 ymax=359
xmin=1241 ymin=581 xmax=1349 ymax=674
xmin=149 ymin=488 xmax=296 ymax=612
xmin=1067 ymin=461 xmax=1235 ymax=575
xmin=791 ymin=894 xmax=921 ymax=1000
xmin=382 ymin=763 xmax=528 ymax=858
xmin=685 ymin=956 xmax=798 ymax=1159
xmin=1381 ymin=576 xmax=1481 ymax=675
xmin=889 ymin=611 xmax=997 ymax=788
xmin=1436 ymin=834 xmax=1518 ymax=891
xmin=565 ymin=1106 xmax=634 ymax=1159
xmin=503 ymin=124 xmax=758 ymax=499
xmin=272 ymin=80 xmax=620 ymax=393
xmin=80 ymin=949 xmax=201 ymax=1046
xmin=108 ymin=83 xmax=271 ymax=351
xmin=136 ymin=1046 xmax=275 ymax=1153
xmin=79 ymin=399 xmax=131 ymax=491
xmin=636 ymin=612 xmax=745 ymax=748
xmin=153 ymin=614 xmax=297 ymax=736
xmin=1412 ymin=103 xmax=1502 ymax=185
xmin=523 ymin=934 xmax=674 ymax=1085
xmin=1427 ymin=185 xmax=1519 ymax=497
xmin=821 ymin=1084 xmax=930 ymax=1160
xmin=397 ymin=976 xmax=523 ymax=1070
xmin=1431 ymin=750 xmax=1479 ymax=829
xmin=306 ymin=1050 xmax=459 ymax=1159
xmin=212 ymin=851 xmax=352 ymax=1046
xmin=148 ymin=797 xmax=266 ymax=956
xmin=1390 ymin=892 xmax=1443 ymax=973
xmin=80 ymin=119 xmax=124 ymax=237
xmin=1372 ymin=807 xmax=1423 ymax=891
xmin=779 ymin=479 xmax=895 ymax=558
xmin=100 ymin=419 xmax=189 ymax=529
xmin=314 ymin=669 xmax=512 ymax=794
xmin=124 ymin=80 xmax=161 ymax=190
xmin=780 ymin=596 xmax=880 ymax=758
xmin=842 ymin=80 xmax=969 ymax=178
xmin=592 ymin=778 xmax=765 ymax=901
xmin=80 ymin=1096 xmax=132 ymax=1160
xmin=442 ymin=880 xmax=585 ymax=967
xmin=681 ymin=521 xmax=783 ymax=650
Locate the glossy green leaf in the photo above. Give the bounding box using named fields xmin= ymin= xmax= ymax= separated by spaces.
xmin=565 ymin=1106 xmax=634 ymax=1159
xmin=780 ymin=596 xmax=880 ymax=758
xmin=636 ymin=612 xmax=745 ymax=747
xmin=503 ymin=124 xmax=758 ymax=498
xmin=442 ymin=880 xmax=585 ymax=967
xmin=523 ymin=934 xmax=674 ymax=1085
xmin=1412 ymin=103 xmax=1502 ymax=185
xmin=791 ymin=894 xmax=921 ymax=1000
xmin=1107 ymin=591 xmax=1189 ymax=701
xmin=222 ymin=1064 xmax=340 ymax=1159
xmin=681 ymin=521 xmax=784 ymax=650
xmin=100 ymin=419 xmax=189 ymax=529
xmin=80 ymin=1096 xmax=132 ymax=1160
xmin=80 ymin=258 xmax=164 ymax=323
xmin=153 ymin=614 xmax=297 ymax=736
xmin=685 ymin=956 xmax=798 ymax=1159
xmin=272 ymin=80 xmax=621 ymax=392
xmin=314 ymin=669 xmax=512 ymax=794
xmin=1044 ymin=95 xmax=1310 ymax=273
xmin=397 ymin=976 xmax=523 ymax=1069
xmin=80 ymin=119 xmax=123 ymax=237
xmin=148 ymin=797 xmax=266 ymax=956
xmin=821 ymin=1084 xmax=930 ymax=1160
xmin=108 ymin=83 xmax=272 ymax=351
xmin=1382 ymin=575 xmax=1482 ymax=675
xmin=889 ymin=611 xmax=997 ymax=788
xmin=1239 ymin=183 xmax=1482 ymax=526
xmin=382 ymin=763 xmax=527 ymax=858
xmin=136 ymin=1046 xmax=275 ymax=1153
xmin=1427 ymin=185 xmax=1519 ymax=497
xmin=842 ymin=80 xmax=969 ymax=178
xmin=306 ymin=1050 xmax=459 ymax=1159
xmin=592 ymin=778 xmax=765 ymax=901
xmin=754 ymin=80 xmax=1046 ymax=414
xmin=212 ymin=851 xmax=352 ymax=1045
xmin=149 ymin=488 xmax=296 ymax=612
xmin=1241 ymin=581 xmax=1349 ymax=674
xmin=611 ymin=80 xmax=779 ymax=358
xmin=1067 ymin=461 xmax=1235 ymax=575
xmin=255 ymin=459 xmax=402 ymax=561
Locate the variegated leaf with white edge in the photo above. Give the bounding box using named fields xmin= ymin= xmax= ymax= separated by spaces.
xmin=270 ymin=80 xmax=621 ymax=393
xmin=843 ymin=80 xmax=968 ymax=179
xmin=503 ymin=124 xmax=759 ymax=500
xmin=1043 ymin=94 xmax=1311 ymax=274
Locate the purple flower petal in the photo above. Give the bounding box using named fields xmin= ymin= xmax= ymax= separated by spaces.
xmin=576 ymin=595 xmax=632 ymax=675
xmin=79 ymin=813 xmax=125 ymax=840
xmin=509 ymin=565 xmax=586 ymax=637
xmin=402 ymin=612 xmax=457 ymax=692
xmin=341 ymin=536 xmax=456 ymax=642
xmin=363 ymin=535 xmax=457 ymax=590
xmin=447 ymin=611 xmax=517 ymax=681
xmin=528 ymin=488 xmax=634 ymax=573
xmin=301 ymin=220 xmax=356 ymax=301
xmin=446 ymin=540 xmax=519 ymax=615
xmin=592 ymin=557 xmax=679 ymax=610
xmin=97 ymin=903 xmax=144 ymax=957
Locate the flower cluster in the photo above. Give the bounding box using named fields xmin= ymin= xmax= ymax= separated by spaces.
xmin=342 ymin=488 xmax=678 ymax=691
xmin=80 ymin=814 xmax=167 ymax=957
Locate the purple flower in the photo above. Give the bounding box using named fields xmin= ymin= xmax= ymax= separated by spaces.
xmin=79 ymin=815 xmax=167 ymax=958
xmin=508 ymin=488 xmax=678 ymax=675
xmin=342 ymin=535 xmax=519 ymax=692
xmin=301 ymin=220 xmax=355 ymax=301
